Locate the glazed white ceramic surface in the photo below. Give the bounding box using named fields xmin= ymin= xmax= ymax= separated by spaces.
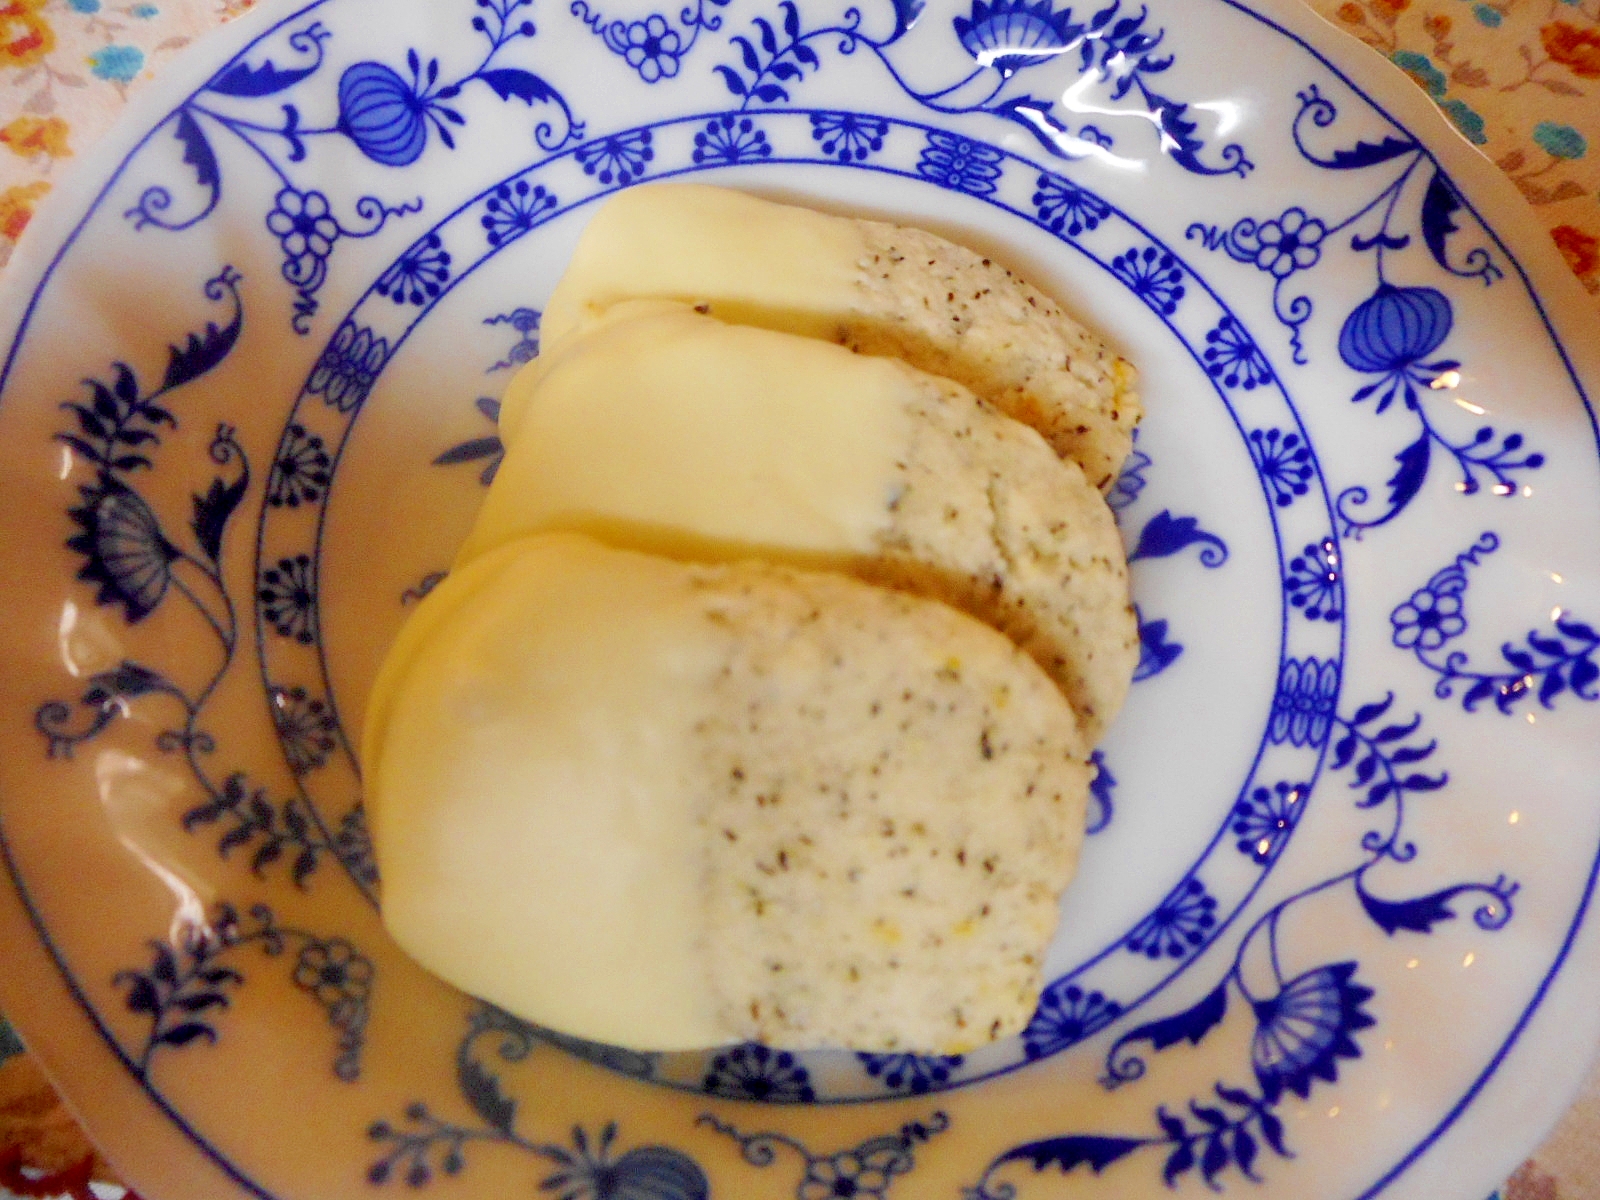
xmin=0 ymin=0 xmax=1596 ymax=1197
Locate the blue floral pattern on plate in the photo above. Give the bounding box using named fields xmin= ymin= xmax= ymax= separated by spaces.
xmin=0 ymin=0 xmax=1596 ymax=1197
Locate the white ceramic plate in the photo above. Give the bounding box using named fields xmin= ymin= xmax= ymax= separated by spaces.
xmin=1 ymin=0 xmax=1596 ymax=1196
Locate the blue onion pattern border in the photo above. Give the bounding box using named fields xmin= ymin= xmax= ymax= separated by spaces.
xmin=0 ymin=0 xmax=1592 ymax=1193
xmin=250 ymin=106 xmax=1346 ymax=1100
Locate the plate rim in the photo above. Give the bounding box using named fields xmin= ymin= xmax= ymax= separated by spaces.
xmin=0 ymin=0 xmax=1597 ymax=1197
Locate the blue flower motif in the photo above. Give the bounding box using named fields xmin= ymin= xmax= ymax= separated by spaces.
xmin=1125 ymin=878 xmax=1218 ymax=960
xmin=809 ymin=112 xmax=888 ymax=163
xmin=377 ymin=232 xmax=452 ymax=307
xmin=856 ymin=1051 xmax=964 ymax=1094
xmin=1110 ymin=246 xmax=1185 ymax=316
xmin=797 ymin=1150 xmax=900 ymax=1200
xmin=1249 ymin=207 xmax=1326 ymax=279
xmin=1390 ymin=585 xmax=1467 ymax=651
xmin=89 ymin=44 xmax=145 ymax=82
xmin=67 ymin=484 xmax=177 ymax=623
xmin=1022 ymin=983 xmax=1122 ymax=1059
xmin=259 ymin=555 xmax=318 ymax=644
xmin=1285 ymin=538 xmax=1342 ymax=622
xmin=130 ymin=3 xmax=158 ymax=16
xmin=954 ymin=0 xmax=1081 ymax=77
xmin=703 ymin=1043 xmax=814 ymax=1103
xmin=1249 ymin=428 xmax=1313 ymax=507
xmin=1033 ymin=171 xmax=1110 ymax=237
xmin=270 ymin=684 xmax=336 ymax=775
xmin=68 ymin=0 xmax=101 ymax=11
xmin=1232 ymin=780 xmax=1307 ymax=864
xmin=692 ymin=115 xmax=772 ymax=166
xmin=1203 ymin=315 xmax=1272 ymax=390
xmin=620 ymin=15 xmax=682 ymax=81
xmin=309 ymin=322 xmax=389 ymax=412
xmin=1250 ymin=962 xmax=1375 ymax=1103
xmin=1442 ymin=98 xmax=1488 ymax=145
xmin=267 ymin=423 xmax=331 ymax=509
xmin=480 ymin=180 xmax=558 ymax=247
xmin=292 ymin=938 xmax=373 ymax=1016
xmin=575 ymin=131 xmax=654 ymax=185
xmin=1269 ymin=657 xmax=1339 ymax=747
xmin=1391 ymin=49 xmax=1446 ymax=99
xmin=266 ymin=188 xmax=339 ymax=286
xmin=1533 ymin=121 xmax=1587 ymax=161
xmin=916 ymin=131 xmax=1003 ymax=196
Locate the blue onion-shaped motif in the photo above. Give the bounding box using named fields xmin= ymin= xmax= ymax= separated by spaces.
xmin=1337 ymin=284 xmax=1453 ymax=374
xmin=601 ymin=1146 xmax=710 ymax=1200
xmin=1250 ymin=961 xmax=1374 ymax=1103
xmin=537 ymin=1127 xmax=709 ymax=1200
xmin=954 ymin=0 xmax=1079 ymax=77
xmin=338 ymin=62 xmax=427 ymax=167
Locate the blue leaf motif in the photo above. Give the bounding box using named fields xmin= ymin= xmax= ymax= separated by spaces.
xmin=209 ymin=56 xmax=321 ymax=97
xmin=191 ymin=472 xmax=247 ymax=564
xmin=82 ymin=662 xmax=166 ymax=706
xmin=1557 ymin=617 xmax=1596 ymax=642
xmin=1421 ymin=171 xmax=1463 ymax=275
xmin=1162 ymin=1135 xmax=1195 ymax=1185
xmin=478 ymin=68 xmax=559 ymax=105
xmin=754 ymin=14 xmax=777 ymax=53
xmin=888 ymin=0 xmax=924 ymax=40
xmin=1323 ymin=134 xmax=1417 ymax=170
xmin=162 ymin=274 xmax=243 ymax=391
xmin=1131 ymin=612 xmax=1182 ymax=682
xmin=458 ymin=1054 xmax=516 ymax=1134
xmin=995 ymin=1136 xmax=1146 ymax=1176
xmin=158 ymin=1022 xmax=218 ymax=1048
xmin=1385 ymin=433 xmax=1432 ymax=505
xmin=1359 ymin=883 xmax=1467 ymax=935
xmin=1127 ymin=510 xmax=1228 ymax=566
xmin=174 ymin=109 xmax=220 ymax=192
xmin=1114 ymin=981 xmax=1228 ymax=1058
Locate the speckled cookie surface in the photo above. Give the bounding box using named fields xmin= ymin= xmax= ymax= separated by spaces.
xmin=847 ymin=221 xmax=1140 ymax=491
xmin=869 ymin=368 xmax=1137 ymax=743
xmin=690 ymin=560 xmax=1092 ymax=1052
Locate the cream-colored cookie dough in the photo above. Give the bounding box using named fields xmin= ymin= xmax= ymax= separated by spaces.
xmin=463 ymin=306 xmax=1136 ymax=741
xmin=367 ymin=534 xmax=1091 ymax=1052
xmin=529 ymin=183 xmax=1139 ymax=490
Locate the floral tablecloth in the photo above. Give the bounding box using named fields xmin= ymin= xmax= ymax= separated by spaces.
xmin=0 ymin=0 xmax=1597 ymax=1196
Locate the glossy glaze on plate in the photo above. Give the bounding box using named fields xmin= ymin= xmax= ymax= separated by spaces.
xmin=0 ymin=0 xmax=1596 ymax=1196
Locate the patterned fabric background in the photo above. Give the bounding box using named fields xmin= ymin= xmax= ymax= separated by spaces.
xmin=0 ymin=0 xmax=1596 ymax=1197
xmin=1310 ymin=0 xmax=1600 ymax=299
xmin=0 ymin=0 xmax=253 ymax=269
